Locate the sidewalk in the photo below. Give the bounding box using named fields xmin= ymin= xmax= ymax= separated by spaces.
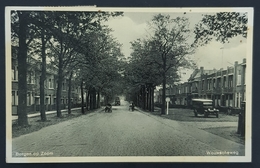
xmin=136 ymin=108 xmax=245 ymax=155
xmin=12 ymin=107 xmax=81 ymax=121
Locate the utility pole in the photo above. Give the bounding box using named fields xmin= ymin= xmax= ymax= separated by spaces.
xmin=220 ymin=47 xmax=224 ymax=69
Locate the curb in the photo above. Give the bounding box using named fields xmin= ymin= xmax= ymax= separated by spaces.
xmin=12 ymin=107 xmax=82 ymax=121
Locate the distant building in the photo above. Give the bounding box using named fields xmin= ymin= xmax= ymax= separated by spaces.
xmin=157 ymin=58 xmax=246 ymax=108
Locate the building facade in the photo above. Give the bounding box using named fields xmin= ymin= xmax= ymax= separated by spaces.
xmin=11 ymin=56 xmax=82 ymax=115
xmin=157 ymin=58 xmax=246 ymax=108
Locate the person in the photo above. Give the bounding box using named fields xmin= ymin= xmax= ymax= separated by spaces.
xmin=131 ymin=102 xmax=135 ymax=111
xmin=105 ymin=103 xmax=112 ymax=113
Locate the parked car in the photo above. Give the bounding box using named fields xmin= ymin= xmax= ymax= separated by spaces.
xmin=115 ymin=97 xmax=120 ymax=106
xmin=192 ymin=99 xmax=219 ymax=118
xmin=216 ymin=105 xmax=241 ymax=115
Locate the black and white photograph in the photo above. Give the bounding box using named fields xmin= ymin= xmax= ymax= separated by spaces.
xmin=5 ymin=7 xmax=253 ymax=163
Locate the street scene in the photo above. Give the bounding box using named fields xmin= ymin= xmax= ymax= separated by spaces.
xmin=6 ymin=7 xmax=252 ymax=162
xmin=12 ymin=99 xmax=244 ymax=157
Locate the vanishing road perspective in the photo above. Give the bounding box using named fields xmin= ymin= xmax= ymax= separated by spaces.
xmin=9 ymin=9 xmax=251 ymax=161
xmin=12 ymin=100 xmax=245 ymax=157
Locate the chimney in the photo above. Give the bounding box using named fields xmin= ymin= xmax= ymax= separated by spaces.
xmin=243 ymin=58 xmax=246 ymax=63
xmin=200 ymin=67 xmax=204 ymax=75
xmin=235 ymin=61 xmax=238 ymax=67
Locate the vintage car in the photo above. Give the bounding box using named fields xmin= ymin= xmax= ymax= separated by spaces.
xmin=192 ymin=99 xmax=219 ymax=118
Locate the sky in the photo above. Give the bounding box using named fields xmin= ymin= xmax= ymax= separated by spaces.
xmin=105 ymin=11 xmax=247 ymax=82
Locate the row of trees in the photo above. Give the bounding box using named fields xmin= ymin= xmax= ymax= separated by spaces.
xmin=125 ymin=12 xmax=248 ymax=115
xmin=11 ymin=11 xmax=248 ymax=124
xmin=124 ymin=14 xmax=196 ymax=114
xmin=11 ymin=11 xmax=125 ymax=126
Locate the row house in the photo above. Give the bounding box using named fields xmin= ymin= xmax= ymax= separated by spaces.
xmin=159 ymin=58 xmax=246 ymax=108
xmin=11 ymin=55 xmax=81 ymax=115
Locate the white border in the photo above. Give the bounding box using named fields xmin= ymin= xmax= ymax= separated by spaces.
xmin=5 ymin=6 xmax=253 ymax=163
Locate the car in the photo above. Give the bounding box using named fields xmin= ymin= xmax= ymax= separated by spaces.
xmin=115 ymin=97 xmax=120 ymax=106
xmin=192 ymin=99 xmax=219 ymax=118
xmin=216 ymin=105 xmax=241 ymax=115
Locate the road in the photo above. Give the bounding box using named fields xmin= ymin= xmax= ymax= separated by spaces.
xmin=12 ymin=100 xmax=245 ymax=157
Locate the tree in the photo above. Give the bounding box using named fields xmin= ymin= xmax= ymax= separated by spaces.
xmin=46 ymin=11 xmax=123 ymax=117
xmin=11 ymin=11 xmax=37 ymax=126
xmin=17 ymin=11 xmax=30 ymax=126
xmin=72 ymin=23 xmax=125 ymax=110
xmin=31 ymin=12 xmax=53 ymax=121
xmin=129 ymin=14 xmax=195 ymax=114
xmin=194 ymin=12 xmax=248 ymax=45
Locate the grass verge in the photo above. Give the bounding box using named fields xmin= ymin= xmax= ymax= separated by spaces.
xmin=12 ymin=108 xmax=100 ymax=138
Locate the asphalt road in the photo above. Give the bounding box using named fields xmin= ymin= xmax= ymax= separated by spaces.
xmin=12 ymin=100 xmax=245 ymax=157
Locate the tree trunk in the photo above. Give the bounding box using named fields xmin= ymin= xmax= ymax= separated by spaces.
xmin=86 ymin=89 xmax=90 ymax=111
xmin=142 ymin=85 xmax=145 ymax=110
xmin=56 ymin=73 xmax=62 ymax=117
xmin=93 ymin=88 xmax=96 ymax=109
xmin=97 ymin=91 xmax=100 ymax=108
xmin=56 ymin=40 xmax=63 ymax=118
xmin=17 ymin=12 xmax=29 ymax=126
xmin=149 ymin=86 xmax=152 ymax=112
xmin=80 ymin=80 xmax=85 ymax=114
xmin=151 ymin=86 xmax=154 ymax=112
xmin=40 ymin=29 xmax=47 ymax=121
xmin=90 ymin=88 xmax=93 ymax=110
xmin=161 ymin=59 xmax=167 ymax=115
xmin=146 ymin=87 xmax=149 ymax=110
xmin=68 ymin=71 xmax=73 ymax=114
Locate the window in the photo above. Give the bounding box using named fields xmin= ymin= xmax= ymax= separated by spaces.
xmin=27 ymin=71 xmax=35 ymax=84
xmin=208 ymin=79 xmax=211 ymax=90
xmin=228 ymin=75 xmax=233 ymax=88
xmin=49 ymin=79 xmax=54 ymax=89
xmin=223 ymin=77 xmax=227 ymax=87
xmin=217 ymin=78 xmax=221 ymax=88
xmin=31 ymin=71 xmax=35 ymax=84
xmin=12 ymin=91 xmax=15 ymax=105
xmin=27 ymin=92 xmax=31 ymax=106
xmin=12 ymin=66 xmax=15 ymax=80
xmin=237 ymin=70 xmax=241 ymax=86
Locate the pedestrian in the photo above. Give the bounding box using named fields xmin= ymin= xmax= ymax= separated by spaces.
xmin=131 ymin=102 xmax=135 ymax=111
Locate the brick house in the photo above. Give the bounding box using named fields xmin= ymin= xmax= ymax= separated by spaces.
xmin=11 ymin=49 xmax=81 ymax=115
xmin=158 ymin=58 xmax=246 ymax=108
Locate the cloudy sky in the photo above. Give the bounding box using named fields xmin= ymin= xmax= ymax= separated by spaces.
xmin=105 ymin=11 xmax=247 ymax=82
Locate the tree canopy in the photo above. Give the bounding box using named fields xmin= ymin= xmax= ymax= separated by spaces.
xmin=194 ymin=12 xmax=248 ymax=45
xmin=126 ymin=14 xmax=196 ymax=114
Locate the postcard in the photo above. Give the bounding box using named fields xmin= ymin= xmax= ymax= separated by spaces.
xmin=5 ymin=6 xmax=253 ymax=163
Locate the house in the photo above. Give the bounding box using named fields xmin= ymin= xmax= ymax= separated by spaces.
xmin=157 ymin=58 xmax=246 ymax=108
xmin=11 ymin=47 xmax=81 ymax=115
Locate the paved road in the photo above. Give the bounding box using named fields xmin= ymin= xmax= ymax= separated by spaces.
xmin=12 ymin=101 xmax=245 ymax=157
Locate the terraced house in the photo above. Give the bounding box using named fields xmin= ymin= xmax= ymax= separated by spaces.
xmin=11 ymin=48 xmax=82 ymax=115
xmin=159 ymin=58 xmax=246 ymax=109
